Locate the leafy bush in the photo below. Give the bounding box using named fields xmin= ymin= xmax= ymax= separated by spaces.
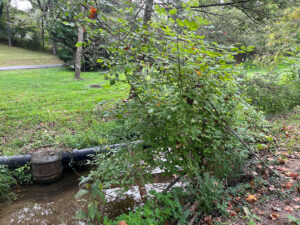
xmin=0 ymin=165 xmax=17 ymax=200
xmin=13 ymin=163 xmax=33 ymax=185
xmin=110 ymin=190 xmax=188 ymax=225
xmin=240 ymin=67 xmax=300 ymax=115
xmin=0 ymin=164 xmax=33 ymax=200
xmin=241 ymin=46 xmax=300 ymax=114
xmin=76 ymin=2 xmax=270 ymax=224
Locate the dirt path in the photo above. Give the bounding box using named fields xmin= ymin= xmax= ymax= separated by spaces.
xmin=0 ymin=64 xmax=63 ymax=71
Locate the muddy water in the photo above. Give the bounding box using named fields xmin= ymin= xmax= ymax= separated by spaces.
xmin=0 ymin=169 xmax=88 ymax=225
xmin=0 ymin=167 xmax=172 ymax=225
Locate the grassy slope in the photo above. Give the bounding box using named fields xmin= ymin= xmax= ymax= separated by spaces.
xmin=0 ymin=44 xmax=63 ymax=67
xmin=0 ymin=68 xmax=129 ymax=156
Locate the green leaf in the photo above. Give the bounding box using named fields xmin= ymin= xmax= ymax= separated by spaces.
xmin=169 ymin=9 xmax=177 ymax=15
xmin=75 ymin=189 xmax=89 ymax=199
xmin=176 ymin=18 xmax=185 ymax=27
xmin=88 ymin=202 xmax=97 ymax=220
xmin=76 ymin=42 xmax=84 ymax=47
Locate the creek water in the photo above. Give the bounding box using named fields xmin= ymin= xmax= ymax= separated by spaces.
xmin=0 ymin=167 xmax=173 ymax=225
xmin=0 ymin=169 xmax=88 ymax=225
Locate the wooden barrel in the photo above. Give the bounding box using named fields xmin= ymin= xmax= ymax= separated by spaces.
xmin=31 ymin=150 xmax=63 ymax=183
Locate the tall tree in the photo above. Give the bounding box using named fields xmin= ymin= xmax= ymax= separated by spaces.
xmin=74 ymin=25 xmax=83 ymax=80
xmin=5 ymin=0 xmax=11 ymax=46
xmin=29 ymin=0 xmax=58 ymax=53
xmin=74 ymin=5 xmax=85 ymax=80
xmin=28 ymin=0 xmax=50 ymax=47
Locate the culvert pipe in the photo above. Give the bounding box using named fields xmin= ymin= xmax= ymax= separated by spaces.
xmin=0 ymin=142 xmax=140 ymax=168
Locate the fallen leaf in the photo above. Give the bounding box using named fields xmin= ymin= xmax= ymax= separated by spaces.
xmin=294 ymin=197 xmax=300 ymax=202
xmin=262 ymin=170 xmax=268 ymax=176
xmin=277 ymin=167 xmax=289 ymax=172
xmin=278 ymin=158 xmax=285 ymax=164
xmin=269 ymin=213 xmax=280 ymax=220
xmin=204 ymin=216 xmax=212 ymax=222
xmin=257 ymin=164 xmax=262 ymax=169
xmin=246 ymin=194 xmax=257 ymax=203
xmin=118 ymin=221 xmax=128 ymax=225
xmin=230 ymin=211 xmax=237 ymax=217
xmin=285 ymin=182 xmax=293 ymax=189
xmin=284 ymin=206 xmax=293 ymax=211
xmin=286 ymin=173 xmax=299 ymax=178
xmin=256 ymin=210 xmax=265 ymax=215
xmin=227 ymin=202 xmax=233 ymax=210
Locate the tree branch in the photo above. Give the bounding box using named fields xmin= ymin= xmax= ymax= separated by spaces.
xmin=191 ymin=0 xmax=253 ymax=8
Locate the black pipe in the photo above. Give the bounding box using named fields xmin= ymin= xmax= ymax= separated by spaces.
xmin=0 ymin=142 xmax=137 ymax=168
xmin=0 ymin=154 xmax=32 ymax=167
xmin=61 ymin=143 xmax=128 ymax=163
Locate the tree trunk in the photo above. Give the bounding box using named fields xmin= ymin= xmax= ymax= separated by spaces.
xmin=5 ymin=0 xmax=11 ymax=47
xmin=74 ymin=25 xmax=84 ymax=80
xmin=143 ymin=0 xmax=154 ymax=25
xmin=51 ymin=39 xmax=57 ymax=55
xmin=41 ymin=15 xmax=45 ymax=48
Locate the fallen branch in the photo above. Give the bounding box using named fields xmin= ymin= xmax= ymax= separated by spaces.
xmin=207 ymin=100 xmax=281 ymax=178
xmin=163 ymin=175 xmax=182 ymax=194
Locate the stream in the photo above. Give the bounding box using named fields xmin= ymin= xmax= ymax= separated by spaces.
xmin=0 ymin=168 xmax=89 ymax=225
xmin=0 ymin=167 xmax=173 ymax=225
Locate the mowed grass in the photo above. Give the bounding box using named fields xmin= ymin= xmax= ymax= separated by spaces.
xmin=0 ymin=44 xmax=63 ymax=67
xmin=0 ymin=68 xmax=129 ymax=156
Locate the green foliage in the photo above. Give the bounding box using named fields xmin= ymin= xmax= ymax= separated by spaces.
xmin=241 ymin=50 xmax=300 ymax=114
xmin=12 ymin=163 xmax=33 ymax=185
xmin=0 ymin=165 xmax=17 ymax=200
xmin=243 ymin=207 xmax=262 ymax=225
xmin=98 ymin=3 xmax=266 ymax=182
xmin=287 ymin=215 xmax=300 ymax=225
xmin=75 ymin=1 xmax=271 ymax=223
xmin=50 ymin=21 xmax=77 ymax=63
xmin=0 ymin=164 xmax=33 ymax=200
xmin=111 ymin=190 xmax=187 ymax=225
xmin=0 ymin=5 xmax=44 ymax=51
xmin=188 ymin=173 xmax=226 ymax=214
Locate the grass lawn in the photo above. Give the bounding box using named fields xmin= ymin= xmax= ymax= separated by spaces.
xmin=0 ymin=67 xmax=129 ymax=156
xmin=0 ymin=44 xmax=63 ymax=67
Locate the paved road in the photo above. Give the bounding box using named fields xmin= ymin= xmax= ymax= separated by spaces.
xmin=0 ymin=64 xmax=63 ymax=71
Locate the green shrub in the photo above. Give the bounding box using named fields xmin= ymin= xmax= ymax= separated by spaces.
xmin=0 ymin=165 xmax=17 ymax=200
xmin=0 ymin=164 xmax=33 ymax=200
xmin=110 ymin=190 xmax=188 ymax=225
xmin=76 ymin=3 xmax=271 ymax=224
xmin=12 ymin=163 xmax=33 ymax=185
xmin=240 ymin=70 xmax=300 ymax=114
xmin=241 ymin=49 xmax=300 ymax=114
